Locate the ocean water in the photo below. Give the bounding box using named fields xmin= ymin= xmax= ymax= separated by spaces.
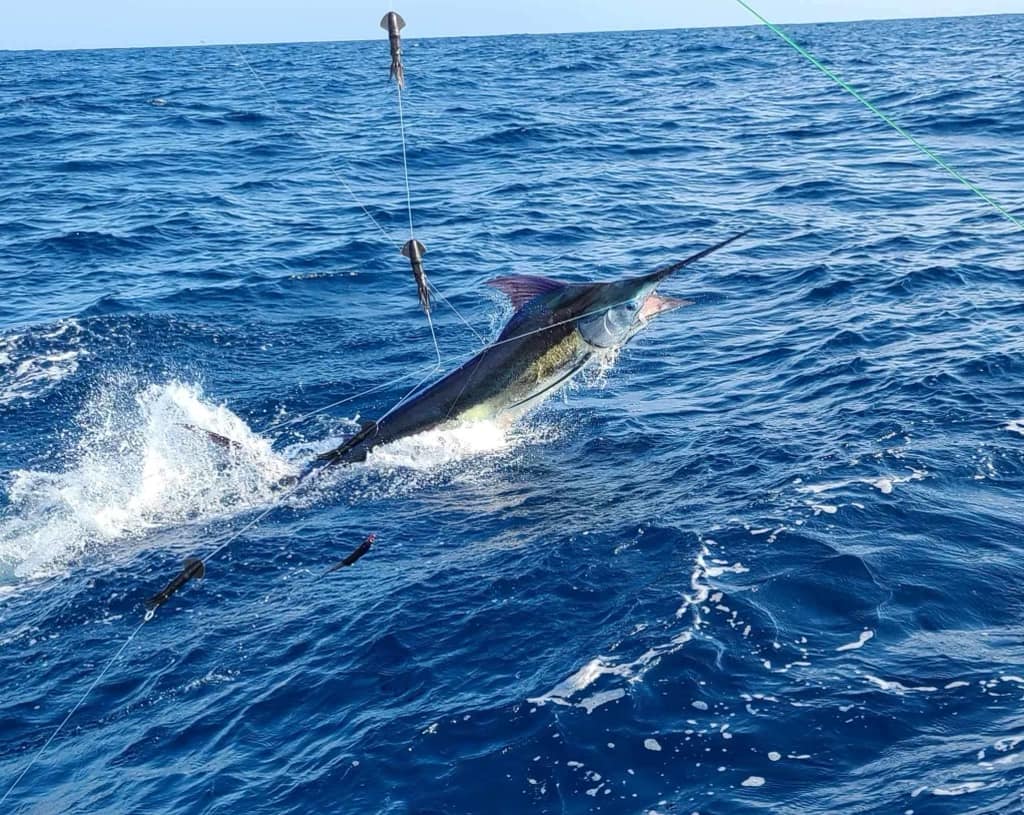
xmin=2 ymin=13 xmax=1024 ymax=813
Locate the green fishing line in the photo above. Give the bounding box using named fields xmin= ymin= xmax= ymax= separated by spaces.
xmin=735 ymin=0 xmax=1024 ymax=231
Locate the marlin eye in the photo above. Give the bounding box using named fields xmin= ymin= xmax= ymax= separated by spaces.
xmin=625 ymin=303 xmax=637 ymax=311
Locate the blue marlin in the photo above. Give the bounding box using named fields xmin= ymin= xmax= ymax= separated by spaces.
xmin=310 ymin=231 xmax=746 ymax=470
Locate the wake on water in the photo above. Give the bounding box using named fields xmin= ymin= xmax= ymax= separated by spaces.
xmin=0 ymin=377 xmax=559 ymax=583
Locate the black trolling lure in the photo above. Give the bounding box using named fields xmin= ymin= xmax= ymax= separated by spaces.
xmin=380 ymin=11 xmax=406 ymax=88
xmin=323 ymin=533 xmax=376 ymax=576
xmin=401 ymin=238 xmax=430 ymax=314
xmin=146 ymin=557 xmax=206 ymax=612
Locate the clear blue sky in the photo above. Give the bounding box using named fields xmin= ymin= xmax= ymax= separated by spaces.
xmin=4 ymin=0 xmax=1019 ymax=50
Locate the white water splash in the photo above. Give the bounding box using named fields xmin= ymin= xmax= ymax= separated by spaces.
xmin=932 ymin=781 xmax=985 ymax=796
xmin=0 ymin=380 xmax=295 ymax=580
xmin=365 ymin=419 xmax=516 ymax=471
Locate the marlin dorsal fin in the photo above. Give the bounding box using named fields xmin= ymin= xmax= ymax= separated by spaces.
xmin=486 ymin=275 xmax=567 ymax=308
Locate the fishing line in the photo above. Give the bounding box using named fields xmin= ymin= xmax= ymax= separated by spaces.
xmin=380 ymin=33 xmax=445 ymax=369
xmin=381 ymin=356 xmax=446 ymax=421
xmin=254 ymin=303 xmax=472 ymax=436
xmin=425 ymin=306 xmax=442 ymax=366
xmin=0 ymin=620 xmax=148 ymax=807
xmin=382 ymin=25 xmax=444 ymax=365
xmin=259 ymin=364 xmax=439 ymax=435
xmin=231 ymin=45 xmax=400 ymax=247
xmin=232 ymin=42 xmax=490 ymax=363
xmin=396 ymin=84 xmax=416 ymax=243
xmin=734 ymin=0 xmax=1024 ymax=231
xmin=427 ymin=279 xmax=488 ymax=346
xmin=365 ymin=314 xmax=445 ymax=426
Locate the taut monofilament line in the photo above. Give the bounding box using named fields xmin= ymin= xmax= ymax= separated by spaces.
xmin=381 ymin=11 xmax=436 ymax=322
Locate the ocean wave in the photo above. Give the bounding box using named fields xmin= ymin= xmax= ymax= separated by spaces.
xmin=0 ymin=319 xmax=86 ymax=404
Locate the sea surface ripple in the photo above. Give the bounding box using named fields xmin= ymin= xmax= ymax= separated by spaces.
xmin=2 ymin=14 xmax=1024 ymax=814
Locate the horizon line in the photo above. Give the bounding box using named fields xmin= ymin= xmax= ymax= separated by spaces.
xmin=1 ymin=10 xmax=1019 ymax=54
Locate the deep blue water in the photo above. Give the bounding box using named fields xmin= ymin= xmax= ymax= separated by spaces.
xmin=2 ymin=13 xmax=1024 ymax=814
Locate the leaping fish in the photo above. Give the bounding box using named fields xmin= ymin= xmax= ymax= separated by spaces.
xmin=307 ymin=231 xmax=748 ymax=472
xmin=380 ymin=11 xmax=406 ymax=88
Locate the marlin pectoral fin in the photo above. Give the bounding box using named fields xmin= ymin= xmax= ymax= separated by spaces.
xmin=487 ymin=275 xmax=568 ymax=308
xmin=506 ymin=352 xmax=593 ymax=411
